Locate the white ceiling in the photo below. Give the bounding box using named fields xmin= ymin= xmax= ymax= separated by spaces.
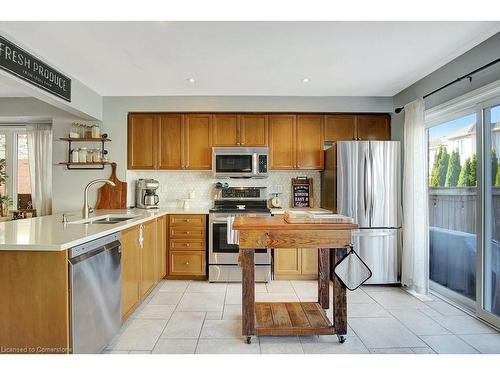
xmin=0 ymin=21 xmax=499 ymax=97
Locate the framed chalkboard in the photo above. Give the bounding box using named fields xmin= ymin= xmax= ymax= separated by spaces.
xmin=291 ymin=177 xmax=313 ymax=208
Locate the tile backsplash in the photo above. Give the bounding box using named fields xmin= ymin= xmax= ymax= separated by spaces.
xmin=127 ymin=170 xmax=321 ymax=209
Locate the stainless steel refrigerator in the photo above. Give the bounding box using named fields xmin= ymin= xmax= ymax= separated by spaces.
xmin=321 ymin=141 xmax=402 ymax=284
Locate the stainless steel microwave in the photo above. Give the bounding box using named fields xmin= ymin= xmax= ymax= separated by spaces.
xmin=212 ymin=147 xmax=268 ymax=178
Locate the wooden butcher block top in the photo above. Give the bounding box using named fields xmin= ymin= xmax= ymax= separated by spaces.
xmin=233 ymin=216 xmax=358 ymax=249
xmin=232 ymin=216 xmax=358 ymax=231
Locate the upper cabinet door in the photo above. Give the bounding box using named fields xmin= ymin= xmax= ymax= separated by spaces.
xmin=184 ymin=114 xmax=213 ymax=170
xmin=212 ymin=114 xmax=239 ymax=146
xmin=269 ymin=115 xmax=296 ymax=169
xmin=356 ymin=115 xmax=391 ymax=140
xmin=158 ymin=114 xmax=184 ymax=169
xmin=296 ymin=115 xmax=324 ymax=170
xmin=128 ymin=114 xmax=157 ymax=169
xmin=240 ymin=114 xmax=268 ymax=146
xmin=324 ymin=115 xmax=356 ymax=141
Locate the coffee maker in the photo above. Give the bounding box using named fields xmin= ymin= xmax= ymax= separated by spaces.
xmin=135 ymin=179 xmax=160 ymax=209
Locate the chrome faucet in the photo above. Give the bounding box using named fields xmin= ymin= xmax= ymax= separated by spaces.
xmin=82 ymin=179 xmax=116 ymax=219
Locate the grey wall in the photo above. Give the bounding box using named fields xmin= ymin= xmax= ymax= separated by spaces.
xmin=392 ymin=32 xmax=500 ymax=142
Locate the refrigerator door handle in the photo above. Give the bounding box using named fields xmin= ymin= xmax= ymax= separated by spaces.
xmin=363 ymin=154 xmax=368 ymax=217
xmin=369 ymin=147 xmax=375 ymax=222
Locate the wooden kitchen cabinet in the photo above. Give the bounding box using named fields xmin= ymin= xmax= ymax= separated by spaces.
xmin=140 ymin=220 xmax=157 ymax=298
xmin=296 ymin=115 xmax=324 ymax=169
xmin=212 ymin=114 xmax=239 ymax=146
xmin=167 ymin=214 xmax=207 ymax=279
xmin=300 ymin=248 xmax=319 ymax=277
xmin=128 ymin=114 xmax=158 ymax=169
xmin=269 ymin=115 xmax=296 ymax=169
xmin=274 ymin=248 xmax=318 ymax=279
xmin=158 ymin=114 xmax=184 ymax=169
xmin=274 ymin=248 xmax=302 ymax=276
xmin=324 ymin=114 xmax=390 ymax=141
xmin=169 ymin=251 xmax=206 ymax=276
xmin=324 ymin=115 xmax=356 ymax=141
xmin=184 ymin=114 xmax=213 ymax=170
xmin=240 ymin=114 xmax=268 ymax=146
xmin=269 ymin=114 xmax=323 ymax=170
xmin=356 ymin=114 xmax=391 ymax=140
xmin=156 ymin=215 xmax=167 ymax=281
xmin=121 ymin=226 xmax=141 ymax=320
xmin=121 ymin=219 xmax=163 ymax=320
xmin=212 ymin=114 xmax=268 ymax=147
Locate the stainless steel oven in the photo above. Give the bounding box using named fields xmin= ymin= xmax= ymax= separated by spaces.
xmin=213 ymin=147 xmax=268 ymax=178
xmin=209 ymin=212 xmax=272 ymax=282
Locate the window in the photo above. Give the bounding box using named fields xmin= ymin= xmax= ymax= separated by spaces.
xmin=0 ymin=127 xmax=33 ymax=211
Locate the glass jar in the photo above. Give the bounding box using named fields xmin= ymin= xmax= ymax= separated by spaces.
xmin=85 ymin=125 xmax=93 ymax=138
xmin=71 ymin=148 xmax=80 ymax=163
xmin=70 ymin=123 xmax=80 ymax=138
xmin=78 ymin=147 xmax=88 ymax=163
xmin=91 ymin=125 xmax=100 ymax=138
xmin=93 ymin=149 xmax=102 ymax=162
xmin=78 ymin=123 xmax=86 ymax=138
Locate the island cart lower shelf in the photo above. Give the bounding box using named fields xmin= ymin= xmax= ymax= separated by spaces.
xmin=255 ymin=302 xmax=335 ymax=336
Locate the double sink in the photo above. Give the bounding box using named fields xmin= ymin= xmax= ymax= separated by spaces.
xmin=68 ymin=214 xmax=141 ymax=225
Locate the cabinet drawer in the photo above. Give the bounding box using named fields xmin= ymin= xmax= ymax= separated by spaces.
xmin=169 ymin=251 xmax=205 ymax=276
xmin=169 ymin=215 xmax=206 ymax=227
xmin=169 ymin=227 xmax=205 ymax=239
xmin=169 ymin=238 xmax=206 ymax=251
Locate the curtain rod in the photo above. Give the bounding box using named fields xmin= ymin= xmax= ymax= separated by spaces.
xmin=394 ymin=56 xmax=500 ymax=114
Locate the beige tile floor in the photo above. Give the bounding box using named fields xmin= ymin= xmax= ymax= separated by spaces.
xmin=104 ymin=280 xmax=500 ymax=354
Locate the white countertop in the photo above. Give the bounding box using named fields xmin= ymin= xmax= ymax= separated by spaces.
xmin=0 ymin=207 xmax=209 ymax=251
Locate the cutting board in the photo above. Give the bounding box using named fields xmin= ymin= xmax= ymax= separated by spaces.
xmin=95 ymin=163 xmax=127 ymax=209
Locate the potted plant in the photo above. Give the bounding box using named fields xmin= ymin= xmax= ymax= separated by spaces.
xmin=0 ymin=158 xmax=12 ymax=217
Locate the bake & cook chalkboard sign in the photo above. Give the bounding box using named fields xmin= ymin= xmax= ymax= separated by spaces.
xmin=291 ymin=177 xmax=313 ymax=208
xmin=0 ymin=35 xmax=71 ymax=102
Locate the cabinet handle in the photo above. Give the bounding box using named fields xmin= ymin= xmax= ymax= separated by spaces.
xmin=186 ymin=243 xmax=190 ymax=247
xmin=186 ymin=231 xmax=190 ymax=234
xmin=185 ymin=261 xmax=190 ymax=265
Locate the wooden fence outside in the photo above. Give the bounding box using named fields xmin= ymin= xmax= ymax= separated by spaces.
xmin=429 ymin=187 xmax=500 ymax=237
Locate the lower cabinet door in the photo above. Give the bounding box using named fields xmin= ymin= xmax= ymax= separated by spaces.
xmin=156 ymin=216 xmax=167 ymax=281
xmin=275 ymin=248 xmax=301 ymax=277
xmin=169 ymin=251 xmax=206 ymax=276
xmin=121 ymin=226 xmax=141 ymax=319
xmin=301 ymin=248 xmax=319 ymax=277
xmin=141 ymin=220 xmax=157 ymax=298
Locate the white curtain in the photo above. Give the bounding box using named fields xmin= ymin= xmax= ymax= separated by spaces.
xmin=402 ymin=98 xmax=429 ymax=295
xmin=26 ymin=124 xmax=52 ymax=216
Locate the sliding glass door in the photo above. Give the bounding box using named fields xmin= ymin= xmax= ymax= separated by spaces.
xmin=427 ymin=112 xmax=478 ymax=307
xmin=427 ymin=96 xmax=500 ymax=328
xmin=480 ymin=102 xmax=500 ymax=326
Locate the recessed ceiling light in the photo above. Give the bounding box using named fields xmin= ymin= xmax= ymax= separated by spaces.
xmin=187 ymin=78 xmax=196 ymax=83
xmin=302 ymin=78 xmax=310 ymax=83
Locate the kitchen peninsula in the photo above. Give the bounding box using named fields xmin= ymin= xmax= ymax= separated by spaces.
xmin=0 ymin=208 xmax=208 ymax=353
xmin=233 ymin=216 xmax=358 ymax=344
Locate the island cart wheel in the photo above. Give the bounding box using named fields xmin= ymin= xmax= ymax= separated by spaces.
xmin=246 ymin=336 xmax=252 ymax=344
xmin=337 ymin=335 xmax=346 ymax=344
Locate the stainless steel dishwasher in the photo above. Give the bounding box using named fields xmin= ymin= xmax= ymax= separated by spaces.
xmin=69 ymin=232 xmax=122 ymax=354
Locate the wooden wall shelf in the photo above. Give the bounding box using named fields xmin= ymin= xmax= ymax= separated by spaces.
xmin=59 ymin=137 xmax=111 ymax=142
xmin=59 ymin=137 xmax=112 ymax=170
xmin=58 ymin=162 xmax=113 ymax=170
